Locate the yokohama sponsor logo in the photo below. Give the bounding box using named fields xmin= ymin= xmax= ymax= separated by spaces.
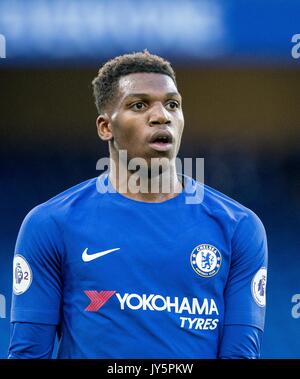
xmin=117 ymin=293 xmax=219 ymax=315
xmin=84 ymin=291 xmax=219 ymax=316
xmin=84 ymin=290 xmax=116 ymax=311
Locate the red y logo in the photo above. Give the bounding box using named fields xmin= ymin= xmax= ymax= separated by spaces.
xmin=84 ymin=290 xmax=116 ymax=312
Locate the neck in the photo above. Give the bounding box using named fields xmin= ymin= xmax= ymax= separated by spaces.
xmin=108 ymin=156 xmax=182 ymax=203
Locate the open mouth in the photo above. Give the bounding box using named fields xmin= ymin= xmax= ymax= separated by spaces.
xmin=149 ymin=130 xmax=173 ymax=151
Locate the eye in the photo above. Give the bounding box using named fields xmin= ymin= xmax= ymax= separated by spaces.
xmin=166 ymin=101 xmax=179 ymax=110
xmin=130 ymin=102 xmax=146 ymax=111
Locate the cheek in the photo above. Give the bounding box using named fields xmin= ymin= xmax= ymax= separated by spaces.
xmin=112 ymin=115 xmax=146 ymax=147
xmin=178 ymin=111 xmax=185 ymax=129
xmin=175 ymin=114 xmax=184 ymax=137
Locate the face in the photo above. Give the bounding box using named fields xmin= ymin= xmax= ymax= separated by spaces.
xmin=98 ymin=72 xmax=184 ymax=165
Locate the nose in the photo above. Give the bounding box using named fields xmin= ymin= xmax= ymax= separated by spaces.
xmin=148 ymin=103 xmax=171 ymax=126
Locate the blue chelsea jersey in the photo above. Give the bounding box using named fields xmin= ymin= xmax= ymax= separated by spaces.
xmin=11 ymin=174 xmax=268 ymax=358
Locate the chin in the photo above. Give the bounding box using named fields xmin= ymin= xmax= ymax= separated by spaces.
xmin=148 ymin=149 xmax=174 ymax=160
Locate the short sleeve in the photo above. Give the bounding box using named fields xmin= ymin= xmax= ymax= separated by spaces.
xmin=11 ymin=205 xmax=63 ymax=325
xmin=223 ymin=210 xmax=268 ymax=331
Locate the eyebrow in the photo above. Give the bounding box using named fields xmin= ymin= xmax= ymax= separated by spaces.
xmin=123 ymin=92 xmax=181 ymax=101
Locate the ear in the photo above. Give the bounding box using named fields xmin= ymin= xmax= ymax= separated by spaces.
xmin=96 ymin=114 xmax=113 ymax=141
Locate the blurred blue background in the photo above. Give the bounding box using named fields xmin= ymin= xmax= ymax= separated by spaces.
xmin=0 ymin=0 xmax=299 ymax=358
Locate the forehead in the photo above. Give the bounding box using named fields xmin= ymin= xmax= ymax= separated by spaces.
xmin=117 ymin=72 xmax=178 ymax=99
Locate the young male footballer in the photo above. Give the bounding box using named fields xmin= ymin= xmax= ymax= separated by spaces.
xmin=8 ymin=51 xmax=268 ymax=359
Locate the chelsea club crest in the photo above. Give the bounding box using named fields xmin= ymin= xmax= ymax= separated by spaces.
xmin=190 ymin=244 xmax=222 ymax=278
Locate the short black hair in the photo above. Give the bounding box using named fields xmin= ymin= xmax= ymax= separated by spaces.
xmin=92 ymin=50 xmax=177 ymax=114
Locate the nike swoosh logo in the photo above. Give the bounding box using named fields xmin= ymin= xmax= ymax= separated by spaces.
xmin=82 ymin=248 xmax=120 ymax=262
